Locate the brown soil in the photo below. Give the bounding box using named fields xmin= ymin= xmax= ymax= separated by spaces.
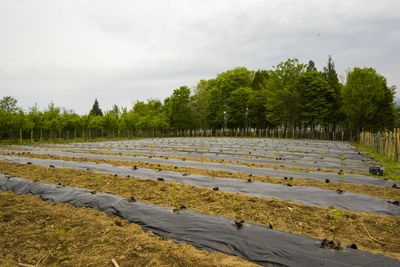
xmin=5 ymin=152 xmax=400 ymax=201
xmin=1 ymin=160 xmax=399 ymax=260
xmin=0 ymin=191 xmax=257 ymax=267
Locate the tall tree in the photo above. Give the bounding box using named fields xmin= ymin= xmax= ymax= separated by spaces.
xmin=342 ymin=67 xmax=395 ymax=132
xmin=89 ymin=99 xmax=103 ymax=116
xmin=226 ymin=87 xmax=252 ymax=129
xmin=251 ymin=70 xmax=269 ymax=91
xmin=264 ymin=58 xmax=306 ymax=132
xmin=306 ymin=60 xmax=317 ymax=72
xmin=166 ymin=86 xmax=196 ymax=130
xmin=296 ymin=71 xmax=334 ymax=131
xmin=323 ymin=55 xmax=343 ymax=130
xmin=191 ymin=80 xmax=209 ymax=129
xmin=0 ymin=96 xmax=18 ymax=112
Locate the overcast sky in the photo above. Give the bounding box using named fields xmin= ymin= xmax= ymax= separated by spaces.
xmin=0 ymin=0 xmax=399 ymax=114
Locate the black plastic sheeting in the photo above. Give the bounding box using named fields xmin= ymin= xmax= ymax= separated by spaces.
xmin=44 ymin=138 xmax=366 ymax=161
xmin=1 ymin=175 xmax=398 ymax=267
xmin=23 ymin=142 xmax=376 ymax=174
xmin=1 ymin=155 xmax=399 ymax=216
xmin=1 ymin=148 xmax=392 ymax=188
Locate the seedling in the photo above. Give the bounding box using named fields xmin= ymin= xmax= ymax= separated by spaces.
xmin=328 ymin=208 xmax=343 ymax=239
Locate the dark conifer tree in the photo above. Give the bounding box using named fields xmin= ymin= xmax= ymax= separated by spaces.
xmin=89 ymin=99 xmax=103 ymax=116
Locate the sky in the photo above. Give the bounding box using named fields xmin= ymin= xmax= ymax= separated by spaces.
xmin=0 ymin=0 xmax=399 ymax=114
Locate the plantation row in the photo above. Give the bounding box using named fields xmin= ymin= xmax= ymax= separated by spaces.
xmin=0 ymin=57 xmax=396 ymax=142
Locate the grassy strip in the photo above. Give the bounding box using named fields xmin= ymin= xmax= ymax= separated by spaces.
xmin=5 ymin=152 xmax=400 ymax=201
xmin=1 ymin=160 xmax=399 ymax=260
xmin=0 ymin=191 xmax=255 ymax=267
xmin=355 ymin=143 xmax=400 ymax=181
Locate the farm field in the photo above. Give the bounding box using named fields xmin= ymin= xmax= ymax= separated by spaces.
xmin=1 ymin=137 xmax=400 ymax=266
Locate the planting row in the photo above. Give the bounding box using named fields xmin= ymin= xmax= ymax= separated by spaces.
xmin=1 ymin=155 xmax=398 ymax=216
xmin=1 ymin=147 xmax=391 ymax=188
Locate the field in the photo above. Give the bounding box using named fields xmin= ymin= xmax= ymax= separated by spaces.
xmin=1 ymin=137 xmax=400 ymax=266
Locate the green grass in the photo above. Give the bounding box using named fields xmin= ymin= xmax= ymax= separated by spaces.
xmin=355 ymin=143 xmax=400 ymax=181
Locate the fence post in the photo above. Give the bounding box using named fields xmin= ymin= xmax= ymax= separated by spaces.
xmin=385 ymin=132 xmax=389 ymax=157
xmin=397 ymin=128 xmax=400 ymax=162
xmin=394 ymin=130 xmax=397 ymax=161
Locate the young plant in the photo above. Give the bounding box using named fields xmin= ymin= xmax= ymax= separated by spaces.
xmin=328 ymin=208 xmax=343 ymax=239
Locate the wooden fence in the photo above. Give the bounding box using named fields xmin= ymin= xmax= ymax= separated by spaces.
xmin=360 ymin=129 xmax=400 ymax=162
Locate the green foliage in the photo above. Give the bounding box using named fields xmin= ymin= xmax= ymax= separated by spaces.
xmin=89 ymin=99 xmax=103 ymax=116
xmin=296 ymin=71 xmax=334 ymax=128
xmin=342 ymin=67 xmax=395 ymax=132
xmin=265 ymin=59 xmax=306 ymax=128
xmin=328 ymin=208 xmax=343 ymax=238
xmin=0 ymin=96 xmax=18 ymax=112
xmin=166 ymin=86 xmax=196 ymax=130
xmin=323 ymin=56 xmax=344 ymax=129
xmin=306 ymin=60 xmax=317 ymax=72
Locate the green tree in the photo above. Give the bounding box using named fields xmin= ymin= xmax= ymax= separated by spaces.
xmin=306 ymin=60 xmax=317 ymax=72
xmin=265 ymin=59 xmax=306 ymax=132
xmin=251 ymin=70 xmax=269 ymax=91
xmin=89 ymin=99 xmax=103 ymax=116
xmin=226 ymin=87 xmax=252 ymax=129
xmin=342 ymin=67 xmax=395 ymax=132
xmin=43 ymin=102 xmax=61 ymax=140
xmin=205 ymin=86 xmax=225 ymax=129
xmin=166 ymin=86 xmax=196 ymax=130
xmin=296 ymin=71 xmax=334 ymax=132
xmin=0 ymin=96 xmax=18 ymax=112
xmin=323 ymin=55 xmax=343 ymax=130
xmin=191 ymin=80 xmax=209 ymax=129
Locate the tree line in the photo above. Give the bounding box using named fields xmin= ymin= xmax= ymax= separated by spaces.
xmin=0 ymin=56 xmax=397 ymax=142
